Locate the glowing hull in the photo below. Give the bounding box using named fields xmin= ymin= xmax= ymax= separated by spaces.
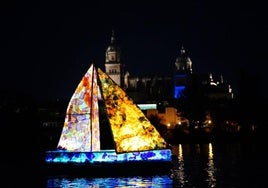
xmin=45 ymin=149 xmax=172 ymax=176
xmin=46 ymin=149 xmax=171 ymax=164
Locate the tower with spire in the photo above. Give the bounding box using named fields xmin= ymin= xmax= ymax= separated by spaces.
xmin=174 ymin=45 xmax=192 ymax=74
xmin=105 ymin=30 xmax=125 ymax=88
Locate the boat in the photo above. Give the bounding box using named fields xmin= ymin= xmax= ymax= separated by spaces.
xmin=45 ymin=63 xmax=172 ymax=176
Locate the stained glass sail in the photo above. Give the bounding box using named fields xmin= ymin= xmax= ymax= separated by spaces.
xmin=98 ymin=68 xmax=168 ymax=153
xmin=56 ymin=63 xmax=168 ymax=154
xmin=57 ymin=64 xmax=100 ymax=151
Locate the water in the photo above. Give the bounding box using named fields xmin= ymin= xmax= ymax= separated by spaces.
xmin=47 ymin=176 xmax=172 ymax=187
xmin=42 ymin=141 xmax=266 ymax=187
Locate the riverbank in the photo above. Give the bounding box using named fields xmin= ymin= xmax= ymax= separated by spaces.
xmin=162 ymin=126 xmax=265 ymax=145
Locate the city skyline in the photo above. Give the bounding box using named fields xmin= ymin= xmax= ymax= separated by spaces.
xmin=1 ymin=1 xmax=266 ymax=101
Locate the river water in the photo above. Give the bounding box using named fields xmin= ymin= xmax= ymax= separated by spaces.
xmin=41 ymin=140 xmax=266 ymax=187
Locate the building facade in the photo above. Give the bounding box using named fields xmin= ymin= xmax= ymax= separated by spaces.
xmin=104 ymin=31 xmax=234 ymax=104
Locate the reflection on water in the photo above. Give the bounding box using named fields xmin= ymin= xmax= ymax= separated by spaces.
xmin=171 ymin=143 xmax=218 ymax=187
xmin=45 ymin=142 xmax=265 ymax=187
xmin=170 ymin=144 xmax=186 ymax=187
xmin=206 ymin=143 xmax=216 ymax=187
xmin=47 ymin=175 xmax=173 ymax=187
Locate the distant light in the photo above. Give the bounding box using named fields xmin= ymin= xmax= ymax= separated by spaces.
xmin=138 ymin=104 xmax=157 ymax=110
xmin=174 ymin=86 xmax=185 ymax=99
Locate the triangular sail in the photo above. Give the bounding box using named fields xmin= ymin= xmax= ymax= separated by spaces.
xmin=57 ymin=64 xmax=100 ymax=152
xmin=98 ymin=68 xmax=168 ymax=153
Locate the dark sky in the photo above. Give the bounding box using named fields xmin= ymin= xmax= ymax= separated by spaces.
xmin=1 ymin=1 xmax=267 ymax=101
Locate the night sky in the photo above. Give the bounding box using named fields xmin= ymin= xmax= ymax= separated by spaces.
xmin=1 ymin=1 xmax=267 ymax=101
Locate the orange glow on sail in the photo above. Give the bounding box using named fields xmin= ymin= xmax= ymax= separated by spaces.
xmin=98 ymin=68 xmax=167 ymax=153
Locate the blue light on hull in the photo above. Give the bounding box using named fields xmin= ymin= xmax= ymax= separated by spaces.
xmin=46 ymin=149 xmax=172 ymax=164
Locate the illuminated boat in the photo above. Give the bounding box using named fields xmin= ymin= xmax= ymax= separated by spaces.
xmin=45 ymin=64 xmax=172 ymax=175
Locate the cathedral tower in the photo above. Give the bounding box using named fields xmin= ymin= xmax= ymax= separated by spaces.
xmin=105 ymin=30 xmax=124 ymax=88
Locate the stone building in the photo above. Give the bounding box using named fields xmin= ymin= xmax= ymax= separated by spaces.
xmin=104 ymin=31 xmax=234 ymax=104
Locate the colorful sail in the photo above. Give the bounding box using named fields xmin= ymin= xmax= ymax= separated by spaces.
xmin=57 ymin=64 xmax=100 ymax=151
xmin=98 ymin=68 xmax=168 ymax=153
xmin=56 ymin=63 xmax=168 ymax=153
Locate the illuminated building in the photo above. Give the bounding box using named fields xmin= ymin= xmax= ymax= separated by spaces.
xmin=105 ymin=30 xmax=125 ymax=88
xmin=104 ymin=31 xmax=233 ymax=103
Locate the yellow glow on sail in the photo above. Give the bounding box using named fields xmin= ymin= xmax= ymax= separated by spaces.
xmin=98 ymin=68 xmax=168 ymax=153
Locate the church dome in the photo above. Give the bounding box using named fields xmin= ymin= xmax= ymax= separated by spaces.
xmin=175 ymin=46 xmax=192 ymax=74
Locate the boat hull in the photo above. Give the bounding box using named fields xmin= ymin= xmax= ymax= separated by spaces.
xmin=44 ymin=149 xmax=172 ymax=177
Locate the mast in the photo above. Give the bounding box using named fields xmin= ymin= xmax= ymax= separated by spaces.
xmin=90 ymin=63 xmax=94 ymax=151
xmin=91 ymin=64 xmax=101 ymax=151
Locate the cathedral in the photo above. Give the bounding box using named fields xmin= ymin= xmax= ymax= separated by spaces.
xmin=104 ymin=31 xmax=233 ymax=104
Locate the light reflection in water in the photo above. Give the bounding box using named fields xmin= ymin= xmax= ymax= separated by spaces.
xmin=170 ymin=144 xmax=187 ymax=187
xmin=46 ymin=175 xmax=173 ymax=187
xmin=206 ymin=143 xmax=216 ymax=187
xmin=171 ymin=143 xmax=217 ymax=187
